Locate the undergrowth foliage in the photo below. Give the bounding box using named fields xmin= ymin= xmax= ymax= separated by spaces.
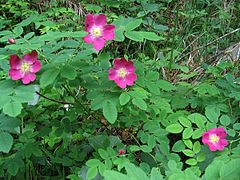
xmin=0 ymin=0 xmax=240 ymax=179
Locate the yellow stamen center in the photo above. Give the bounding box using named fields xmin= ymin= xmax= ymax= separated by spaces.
xmin=118 ymin=68 xmax=127 ymax=78
xmin=92 ymin=27 xmax=102 ymax=37
xmin=21 ymin=62 xmax=30 ymax=72
xmin=209 ymin=134 xmax=220 ymax=144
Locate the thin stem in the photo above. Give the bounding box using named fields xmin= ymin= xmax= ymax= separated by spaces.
xmin=177 ymin=28 xmax=240 ymax=61
xmin=35 ymin=91 xmax=74 ymax=105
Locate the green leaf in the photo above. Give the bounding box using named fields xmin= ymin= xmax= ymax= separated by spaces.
xmin=166 ymin=123 xmax=183 ymax=134
xmin=196 ymin=153 xmax=206 ymax=162
xmin=132 ymin=98 xmax=147 ymax=110
xmin=0 ymin=114 xmax=20 ymax=132
xmin=0 ymin=132 xmax=13 ymax=153
xmin=98 ymin=149 xmax=108 ymax=159
xmin=14 ymin=85 xmax=35 ymax=103
xmin=61 ymin=65 xmax=77 ymax=80
xmin=182 ymin=149 xmax=195 ymax=157
xmin=119 ymin=92 xmax=131 ymax=106
xmin=188 ymin=113 xmax=206 ymax=128
xmin=172 ymin=140 xmax=185 ymax=152
xmin=125 ymin=19 xmax=142 ymax=31
xmin=140 ymin=145 xmax=152 ymax=153
xmin=205 ymin=160 xmax=223 ymax=180
xmin=179 ymin=117 xmax=191 ymax=127
xmin=104 ymin=170 xmax=128 ymax=180
xmin=183 ymin=139 xmax=193 ymax=149
xmin=103 ymin=100 xmax=118 ymax=124
xmin=157 ymin=80 xmax=176 ymax=91
xmin=150 ymin=167 xmax=163 ymax=180
xmin=13 ymin=26 xmax=23 ymax=36
xmin=125 ymin=163 xmax=149 ymax=180
xmin=3 ymin=100 xmax=22 ymax=117
xmin=125 ymin=31 xmax=144 ymax=42
xmin=219 ymin=159 xmax=240 ymax=179
xmin=183 ymin=127 xmax=193 ymax=139
xmin=220 ymin=115 xmax=231 ymax=126
xmin=192 ymin=129 xmax=204 ymax=139
xmin=86 ymin=159 xmax=101 ymax=168
xmin=0 ymin=96 xmax=11 ymax=109
xmin=193 ymin=141 xmax=201 ymax=154
xmin=205 ymin=105 xmax=220 ymax=123
xmin=87 ymin=167 xmax=98 ymax=180
xmin=186 ymin=158 xmax=197 ymax=166
xmin=146 ymin=82 xmax=160 ymax=95
xmin=141 ymin=32 xmax=164 ymax=41
xmin=233 ymin=123 xmax=240 ymax=130
xmin=40 ymin=68 xmax=60 ymax=88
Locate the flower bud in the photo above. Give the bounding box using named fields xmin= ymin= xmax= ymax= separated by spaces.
xmin=8 ymin=38 xmax=16 ymax=44
xmin=118 ymin=149 xmax=125 ymax=155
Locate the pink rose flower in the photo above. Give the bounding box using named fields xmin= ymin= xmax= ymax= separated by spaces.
xmin=202 ymin=127 xmax=228 ymax=151
xmin=108 ymin=58 xmax=137 ymax=89
xmin=82 ymin=14 xmax=115 ymax=51
xmin=118 ymin=149 xmax=125 ymax=155
xmin=9 ymin=50 xmax=41 ymax=84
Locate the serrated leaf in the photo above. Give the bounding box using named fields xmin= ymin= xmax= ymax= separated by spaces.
xmin=205 ymin=105 xmax=220 ymax=123
xmin=179 ymin=117 xmax=191 ymax=127
xmin=13 ymin=26 xmax=23 ymax=36
xmin=183 ymin=127 xmax=193 ymax=139
xmin=61 ymin=65 xmax=77 ymax=80
xmin=186 ymin=158 xmax=197 ymax=166
xmin=103 ymin=100 xmax=118 ymax=124
xmin=220 ymin=115 xmax=231 ymax=126
xmin=172 ymin=140 xmax=185 ymax=152
xmin=166 ymin=123 xmax=183 ymax=134
xmin=86 ymin=159 xmax=101 ymax=168
xmin=193 ymin=141 xmax=201 ymax=154
xmin=119 ymin=92 xmax=131 ymax=106
xmin=98 ymin=149 xmax=108 ymax=159
xmin=0 ymin=132 xmax=13 ymax=153
xmin=182 ymin=149 xmax=195 ymax=157
xmin=3 ymin=100 xmax=22 ymax=117
xmin=125 ymin=31 xmax=144 ymax=42
xmin=125 ymin=19 xmax=142 ymax=31
xmin=132 ymin=98 xmax=147 ymax=110
xmin=40 ymin=68 xmax=60 ymax=88
xmin=141 ymin=32 xmax=164 ymax=41
xmin=87 ymin=167 xmax=98 ymax=180
xmin=157 ymin=80 xmax=176 ymax=91
xmin=104 ymin=170 xmax=128 ymax=180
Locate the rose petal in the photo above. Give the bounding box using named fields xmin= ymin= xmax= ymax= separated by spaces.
xmin=31 ymin=60 xmax=41 ymax=73
xmin=103 ymin=25 xmax=115 ymax=40
xmin=22 ymin=73 xmax=36 ymax=84
xmin=85 ymin=14 xmax=95 ymax=31
xmin=9 ymin=69 xmax=23 ymax=80
xmin=23 ymin=50 xmax=38 ymax=64
xmin=82 ymin=34 xmax=94 ymax=44
xmin=126 ymin=73 xmax=137 ymax=85
xmin=108 ymin=68 xmax=117 ymax=80
xmin=115 ymin=78 xmax=127 ymax=89
xmin=95 ymin=14 xmax=106 ymax=26
xmin=93 ymin=38 xmax=106 ymax=51
xmin=10 ymin=54 xmax=21 ymax=69
xmin=114 ymin=58 xmax=126 ymax=69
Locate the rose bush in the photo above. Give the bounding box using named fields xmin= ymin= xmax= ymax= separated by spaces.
xmin=0 ymin=0 xmax=239 ymax=179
